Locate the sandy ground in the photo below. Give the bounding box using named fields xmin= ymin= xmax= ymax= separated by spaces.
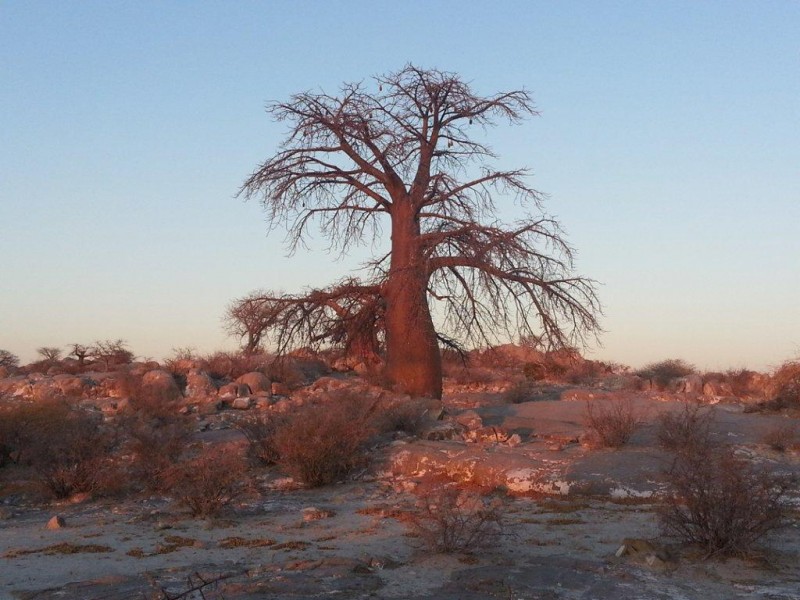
xmin=2 ymin=389 xmax=800 ymax=599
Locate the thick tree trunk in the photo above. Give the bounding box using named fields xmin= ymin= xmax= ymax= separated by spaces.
xmin=383 ymin=202 xmax=442 ymax=399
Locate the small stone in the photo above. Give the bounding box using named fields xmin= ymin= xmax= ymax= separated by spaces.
xmin=302 ymin=507 xmax=335 ymax=521
xmin=506 ymin=433 xmax=522 ymax=447
xmin=231 ymin=397 xmax=253 ymax=410
xmin=46 ymin=515 xmax=66 ymax=529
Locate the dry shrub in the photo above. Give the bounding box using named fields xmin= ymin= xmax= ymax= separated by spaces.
xmin=205 ymin=351 xmax=270 ymax=380
xmin=584 ymin=398 xmax=639 ymax=448
xmin=502 ymin=380 xmax=538 ymax=404
xmin=767 ymin=360 xmax=800 ymax=409
xmin=657 ymin=402 xmax=715 ymax=453
xmin=117 ymin=378 xmax=192 ymax=491
xmin=160 ymin=447 xmax=250 ymax=517
xmin=635 ymin=359 xmax=695 ymax=390
xmin=444 ymin=364 xmax=496 ymax=386
xmin=660 ymin=443 xmax=795 ymax=557
xmin=272 ymin=392 xmax=376 ymax=486
xmin=236 ymin=412 xmax=288 ymax=466
xmin=762 ymin=423 xmax=799 ymax=453
xmin=124 ymin=417 xmax=192 ymax=491
xmin=373 ymin=399 xmax=428 ymax=436
xmin=6 ymin=400 xmax=117 ymax=498
xmin=409 ymin=478 xmax=506 ymax=553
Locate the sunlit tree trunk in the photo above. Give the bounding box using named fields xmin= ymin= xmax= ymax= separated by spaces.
xmin=383 ymin=201 xmax=442 ymax=398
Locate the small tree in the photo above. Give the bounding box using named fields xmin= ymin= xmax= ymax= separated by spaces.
xmin=90 ymin=339 xmax=134 ymax=371
xmin=240 ymin=65 xmax=600 ymax=398
xmin=0 ymin=349 xmax=19 ymax=371
xmin=69 ymin=343 xmax=91 ymax=366
xmin=36 ymin=346 xmax=63 ymax=362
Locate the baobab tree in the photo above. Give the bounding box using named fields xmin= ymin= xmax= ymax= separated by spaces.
xmin=240 ymin=65 xmax=600 ymax=398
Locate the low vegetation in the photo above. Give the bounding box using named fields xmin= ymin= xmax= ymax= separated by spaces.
xmin=409 ymin=478 xmax=506 ymax=553
xmin=268 ymin=392 xmax=377 ymax=487
xmin=584 ymin=397 xmax=639 ymax=448
xmin=657 ymin=403 xmax=796 ymax=557
xmin=160 ymin=447 xmax=250 ymax=518
xmin=635 ymin=359 xmax=695 ymax=389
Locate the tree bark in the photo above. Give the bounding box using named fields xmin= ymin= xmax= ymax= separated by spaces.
xmin=383 ymin=202 xmax=442 ymax=398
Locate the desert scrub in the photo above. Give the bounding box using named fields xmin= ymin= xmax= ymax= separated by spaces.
xmin=766 ymin=359 xmax=800 ymax=409
xmin=271 ymin=392 xmax=377 ymax=487
xmin=502 ymin=380 xmax=538 ymax=404
xmin=584 ymin=397 xmax=639 ymax=448
xmin=635 ymin=359 xmax=695 ymax=390
xmin=236 ymin=412 xmax=288 ymax=466
xmin=161 ymin=447 xmax=250 ymax=517
xmin=660 ymin=442 xmax=795 ymax=557
xmin=3 ymin=399 xmax=117 ymax=498
xmin=409 ymin=479 xmax=506 ymax=554
xmin=656 ymin=401 xmax=715 ymax=453
xmin=762 ymin=423 xmax=799 ymax=453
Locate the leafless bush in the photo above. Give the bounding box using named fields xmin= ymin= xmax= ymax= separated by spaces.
xmin=635 ymin=359 xmax=695 ymax=390
xmin=502 ymin=380 xmax=538 ymax=404
xmin=204 ymin=351 xmax=271 ymax=380
xmin=236 ymin=412 xmax=288 ymax=466
xmin=272 ymin=392 xmax=376 ymax=486
xmin=443 ymin=364 xmax=497 ymax=386
xmin=161 ymin=447 xmax=250 ymax=517
xmin=660 ymin=443 xmax=795 ymax=557
xmin=656 ymin=402 xmax=715 ymax=453
xmin=124 ymin=416 xmax=192 ymax=491
xmin=115 ymin=376 xmax=191 ymax=490
xmin=373 ymin=399 xmax=428 ymax=435
xmin=409 ymin=479 xmax=506 ymax=553
xmin=767 ymin=360 xmax=800 ymax=409
xmin=762 ymin=423 xmax=799 ymax=453
xmin=18 ymin=400 xmax=116 ymax=498
xmin=584 ymin=398 xmax=639 ymax=448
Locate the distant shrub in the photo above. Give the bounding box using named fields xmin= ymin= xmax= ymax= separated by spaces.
xmin=762 ymin=423 xmax=799 ymax=453
xmin=502 ymin=380 xmax=538 ymax=404
xmin=766 ymin=360 xmax=800 ymax=409
xmin=584 ymin=398 xmax=639 ymax=448
xmin=203 ymin=350 xmax=271 ymax=380
xmin=522 ymin=362 xmax=546 ymax=381
xmin=272 ymin=392 xmax=376 ymax=486
xmin=409 ymin=478 xmax=506 ymax=553
xmin=0 ymin=349 xmax=20 ymax=371
xmin=90 ymin=339 xmax=134 ymax=371
xmin=656 ymin=402 xmax=715 ymax=453
xmin=161 ymin=447 xmax=250 ymax=517
xmin=444 ymin=365 xmax=496 ymax=386
xmin=635 ymin=359 xmax=695 ymax=389
xmin=660 ymin=443 xmax=795 ymax=557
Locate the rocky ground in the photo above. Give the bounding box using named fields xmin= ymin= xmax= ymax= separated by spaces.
xmin=1 ymin=355 xmax=799 ymax=600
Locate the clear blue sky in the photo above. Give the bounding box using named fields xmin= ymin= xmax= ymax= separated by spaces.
xmin=1 ymin=1 xmax=798 ymax=371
